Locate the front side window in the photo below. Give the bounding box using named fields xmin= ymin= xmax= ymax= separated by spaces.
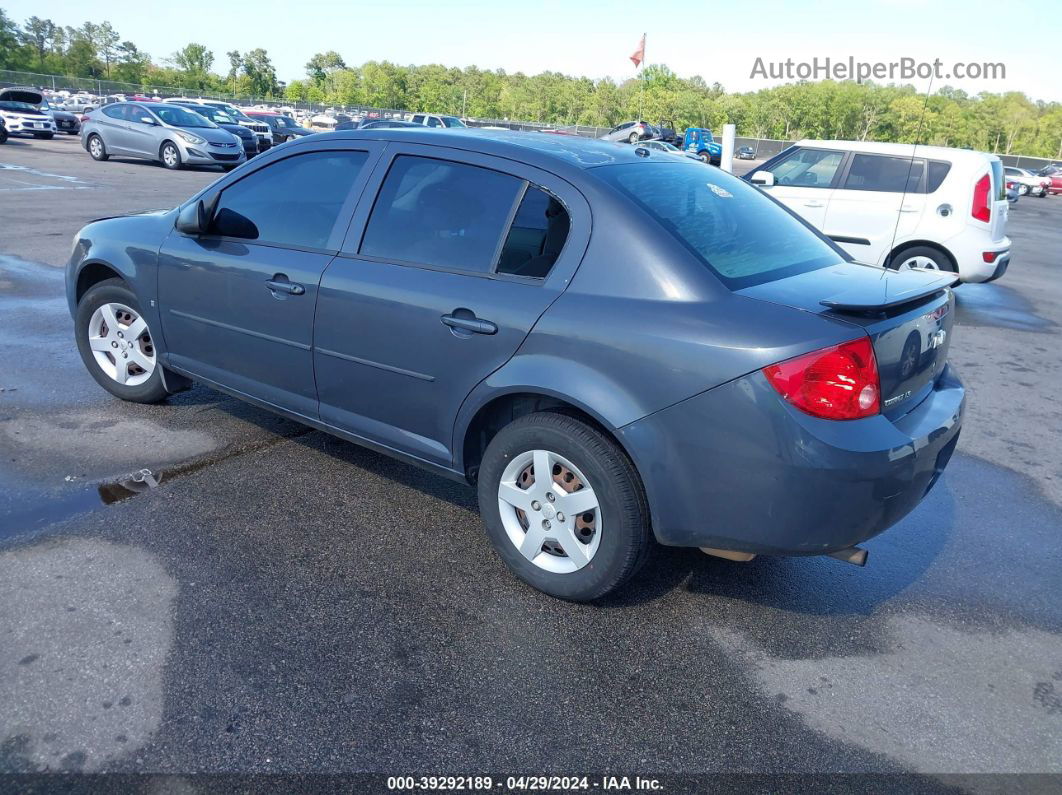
xmin=843 ymin=154 xmax=923 ymax=193
xmin=496 ymin=187 xmax=570 ymax=279
xmin=769 ymin=148 xmax=843 ymax=187
xmin=425 ymin=117 xmax=442 ymax=128
xmin=598 ymin=161 xmax=842 ymax=289
xmin=440 ymin=116 xmax=466 ymax=128
xmin=209 ymin=150 xmax=368 ymax=249
xmin=360 ymin=155 xmax=523 ymax=273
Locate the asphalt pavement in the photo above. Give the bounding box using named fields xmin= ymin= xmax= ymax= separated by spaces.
xmin=1 ymin=135 xmax=1060 ymax=787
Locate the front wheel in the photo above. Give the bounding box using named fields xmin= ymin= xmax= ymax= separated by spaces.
xmin=75 ymin=278 xmax=169 ymax=403
xmin=698 ymin=151 xmax=711 ymax=164
xmin=478 ymin=412 xmax=651 ymax=601
xmin=160 ymin=141 xmax=182 ymax=170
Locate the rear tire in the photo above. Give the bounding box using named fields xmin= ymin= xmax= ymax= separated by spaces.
xmin=87 ymin=134 xmax=108 ymax=161
xmin=889 ymin=245 xmax=955 ymax=273
xmin=477 ymin=412 xmax=651 ymax=601
xmin=628 ymin=131 xmax=640 ymax=144
xmin=75 ymin=278 xmax=168 ymax=404
xmin=160 ymin=141 xmax=182 ymax=170
xmin=1018 ymin=184 xmax=1029 ymax=196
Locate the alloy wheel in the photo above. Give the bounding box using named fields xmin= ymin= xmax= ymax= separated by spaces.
xmin=162 ymin=145 xmax=178 ymax=167
xmin=497 ymin=449 xmax=602 ymax=574
xmin=89 ymin=137 xmax=103 ymax=158
xmin=898 ymin=255 xmax=941 ymax=271
xmin=86 ymin=302 xmax=156 ymax=386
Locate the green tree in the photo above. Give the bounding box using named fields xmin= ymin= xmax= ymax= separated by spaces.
xmin=171 ymin=42 xmax=213 ymax=89
xmin=19 ymin=16 xmax=56 ymax=70
xmin=242 ymin=48 xmax=277 ymax=97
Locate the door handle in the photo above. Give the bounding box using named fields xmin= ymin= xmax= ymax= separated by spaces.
xmin=441 ymin=313 xmax=497 ymax=335
xmin=899 ymin=205 xmax=920 ymax=213
xmin=802 ymin=201 xmax=826 ymax=208
xmin=265 ymin=275 xmax=305 ymax=296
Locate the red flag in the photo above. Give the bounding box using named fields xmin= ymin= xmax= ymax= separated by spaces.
xmin=630 ymin=34 xmax=645 ymax=68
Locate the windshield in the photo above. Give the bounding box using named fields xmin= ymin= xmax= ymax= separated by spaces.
xmin=440 ymin=116 xmax=466 ymax=128
xmin=185 ymin=105 xmax=233 ymax=124
xmin=597 ymin=162 xmax=843 ymax=289
xmin=152 ymin=105 xmax=216 ymax=128
xmin=0 ymin=101 xmax=41 ymax=113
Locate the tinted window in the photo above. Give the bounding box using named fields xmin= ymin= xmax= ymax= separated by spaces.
xmin=770 ymin=148 xmax=843 ymax=187
xmin=599 ymin=162 xmax=842 ymax=289
xmin=425 ymin=116 xmax=442 ymax=128
xmin=496 ymin=187 xmax=570 ymax=279
xmin=210 ymin=151 xmax=368 ymax=248
xmin=361 ymin=156 xmax=523 ymax=273
xmin=926 ymin=160 xmax=951 ymax=192
xmin=843 ymin=154 xmax=923 ymax=193
xmin=102 ymin=105 xmax=126 ymax=120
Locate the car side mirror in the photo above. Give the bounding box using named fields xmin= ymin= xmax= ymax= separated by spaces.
xmin=750 ymin=170 xmax=775 ymax=187
xmin=140 ymin=116 xmax=157 ymax=125
xmin=176 ymin=198 xmax=212 ymax=235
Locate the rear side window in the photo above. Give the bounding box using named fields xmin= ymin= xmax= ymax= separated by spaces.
xmin=599 ymin=162 xmax=842 ymax=290
xmin=926 ymin=160 xmax=951 ymax=192
xmin=843 ymin=154 xmax=923 ymax=193
xmin=496 ymin=187 xmax=570 ymax=279
xmin=769 ymin=148 xmax=843 ymax=187
xmin=102 ymin=105 xmax=126 ymax=120
xmin=209 ymin=150 xmax=368 ymax=249
xmin=360 ymin=155 xmax=523 ymax=273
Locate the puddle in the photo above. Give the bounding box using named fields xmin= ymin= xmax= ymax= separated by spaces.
xmin=1 ymin=471 xmax=161 ymax=541
xmin=954 ymin=283 xmax=1055 ymax=332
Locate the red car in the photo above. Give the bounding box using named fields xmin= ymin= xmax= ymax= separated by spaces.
xmin=1038 ymin=165 xmax=1062 ymax=195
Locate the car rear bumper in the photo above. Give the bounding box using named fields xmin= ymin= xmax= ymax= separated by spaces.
xmin=619 ymin=364 xmax=964 ymax=555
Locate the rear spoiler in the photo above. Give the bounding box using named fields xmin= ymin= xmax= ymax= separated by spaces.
xmin=820 ymin=272 xmax=958 ymax=313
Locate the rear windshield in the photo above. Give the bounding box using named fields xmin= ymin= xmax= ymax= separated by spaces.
xmin=596 ymin=162 xmax=843 ymax=289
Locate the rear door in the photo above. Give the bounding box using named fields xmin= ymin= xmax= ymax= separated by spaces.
xmin=758 ymin=146 xmax=845 ymax=228
xmin=158 ymin=142 xmax=383 ymax=417
xmin=96 ymin=104 xmax=133 ymax=153
xmin=313 ymin=144 xmax=590 ymax=467
xmin=824 ymin=151 xmax=926 ymax=265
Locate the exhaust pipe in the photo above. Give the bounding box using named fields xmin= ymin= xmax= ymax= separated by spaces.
xmin=826 ymin=546 xmax=868 ymax=566
xmin=700 ymin=547 xmax=756 ymax=562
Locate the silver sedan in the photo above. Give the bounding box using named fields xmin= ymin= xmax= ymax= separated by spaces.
xmin=81 ymin=102 xmax=246 ymax=171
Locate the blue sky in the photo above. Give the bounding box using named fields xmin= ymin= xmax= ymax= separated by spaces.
xmin=14 ymin=0 xmax=1062 ymax=100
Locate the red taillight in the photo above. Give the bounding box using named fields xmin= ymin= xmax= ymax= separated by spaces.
xmin=763 ymin=337 xmax=880 ymax=421
xmin=972 ymin=174 xmax=991 ymax=222
xmin=982 ymin=251 xmax=999 ymax=263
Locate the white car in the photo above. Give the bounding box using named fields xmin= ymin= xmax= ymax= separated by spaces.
xmin=748 ymin=140 xmax=1010 ymax=283
xmin=0 ymin=87 xmax=57 ymax=138
xmin=1003 ymin=166 xmax=1050 ymax=197
xmin=409 ymin=113 xmax=467 ymax=129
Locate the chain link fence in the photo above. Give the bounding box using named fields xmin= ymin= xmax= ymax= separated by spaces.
xmin=2 ymin=69 xmax=1057 ymax=168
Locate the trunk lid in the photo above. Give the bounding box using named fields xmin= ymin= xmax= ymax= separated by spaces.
xmin=739 ymin=263 xmax=957 ymax=419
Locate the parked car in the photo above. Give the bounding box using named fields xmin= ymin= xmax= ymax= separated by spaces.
xmin=745 ymin=140 xmax=1011 ymax=283
xmin=0 ymin=87 xmax=57 ymax=138
xmin=737 ymin=145 xmax=757 ymax=160
xmin=65 ymin=130 xmax=963 ymax=600
xmin=682 ymin=128 xmax=722 ymax=165
xmin=633 ymin=139 xmax=701 ymax=161
xmin=244 ymin=110 xmax=314 ymax=144
xmin=1035 ymin=164 xmax=1062 ymax=195
xmin=1003 ymin=166 xmax=1049 ymax=197
xmin=599 ymin=120 xmax=656 ymax=144
xmin=39 ymin=96 xmax=81 ymax=135
xmin=409 ymin=113 xmax=467 ymax=128
xmin=170 ymin=101 xmax=258 ymax=160
xmin=172 ymin=99 xmax=272 ymax=151
xmin=1005 ymin=181 xmax=1020 ymax=204
xmin=62 ymin=93 xmax=99 ymax=113
xmin=656 ymin=119 xmax=680 ymax=145
xmin=357 ymin=119 xmax=421 ymax=130
xmin=81 ymin=102 xmax=246 ymax=171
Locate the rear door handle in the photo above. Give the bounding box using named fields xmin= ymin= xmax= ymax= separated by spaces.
xmin=899 ymin=205 xmax=920 ymax=213
xmin=265 ymin=275 xmax=305 ymax=296
xmin=441 ymin=313 xmax=497 ymax=335
xmin=802 ymin=201 xmax=826 ymax=208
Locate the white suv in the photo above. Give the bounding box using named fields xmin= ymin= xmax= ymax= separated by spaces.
xmin=747 ymin=140 xmax=1011 ymax=283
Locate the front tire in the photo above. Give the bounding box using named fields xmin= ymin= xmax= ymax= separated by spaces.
xmin=477 ymin=412 xmax=651 ymax=601
xmin=160 ymin=141 xmax=182 ymax=170
xmin=75 ymin=279 xmax=168 ymax=404
xmin=87 ymin=134 xmax=108 ymax=161
xmin=698 ymin=151 xmax=711 ymax=164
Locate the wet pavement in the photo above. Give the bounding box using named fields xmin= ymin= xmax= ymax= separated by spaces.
xmin=1 ymin=137 xmax=1060 ymax=783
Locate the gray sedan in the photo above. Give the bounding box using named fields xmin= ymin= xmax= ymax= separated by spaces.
xmin=81 ymin=102 xmax=246 ymax=171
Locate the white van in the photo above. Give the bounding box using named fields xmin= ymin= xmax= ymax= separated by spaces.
xmin=747 ymin=140 xmax=1011 ymax=283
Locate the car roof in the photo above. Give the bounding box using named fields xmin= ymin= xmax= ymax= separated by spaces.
xmin=795 ymin=139 xmax=997 ymax=162
xmin=287 ymin=128 xmax=662 ymax=171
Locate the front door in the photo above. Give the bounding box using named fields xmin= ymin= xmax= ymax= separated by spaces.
xmin=313 ymin=145 xmax=588 ymax=467
xmin=759 ymin=146 xmax=845 ymax=228
xmin=158 ymin=145 xmax=381 ymax=417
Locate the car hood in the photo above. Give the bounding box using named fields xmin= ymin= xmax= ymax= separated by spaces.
xmin=91 ymin=208 xmax=174 ymax=224
xmin=218 ymin=123 xmax=254 ymax=138
xmin=0 ymin=87 xmax=44 ymax=105
xmin=179 ymin=126 xmax=239 ymax=144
